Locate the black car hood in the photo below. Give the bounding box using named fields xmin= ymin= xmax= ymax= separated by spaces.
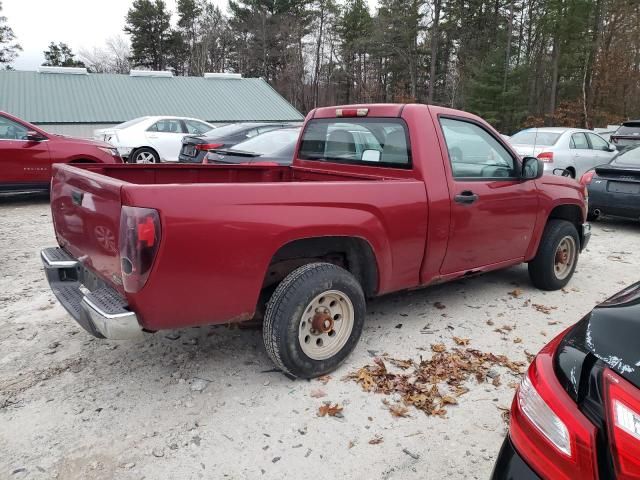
xmin=558 ymin=282 xmax=640 ymax=394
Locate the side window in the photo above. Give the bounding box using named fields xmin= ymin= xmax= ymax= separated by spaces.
xmin=571 ymin=133 xmax=589 ymax=149
xmin=184 ymin=120 xmax=210 ymax=135
xmin=588 ymin=133 xmax=609 ymax=151
xmin=440 ymin=117 xmax=516 ymax=179
xmin=245 ymin=128 xmax=260 ymax=138
xmin=257 ymin=126 xmax=279 ymax=134
xmin=0 ymin=115 xmax=29 ymax=140
xmin=148 ymin=119 xmax=184 ymax=134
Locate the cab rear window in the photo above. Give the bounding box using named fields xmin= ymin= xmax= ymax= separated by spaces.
xmin=299 ymin=118 xmax=411 ymax=168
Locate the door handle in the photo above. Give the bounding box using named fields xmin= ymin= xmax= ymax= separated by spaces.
xmin=148 ymin=135 xmax=158 ymax=139
xmin=454 ymin=190 xmax=479 ymax=204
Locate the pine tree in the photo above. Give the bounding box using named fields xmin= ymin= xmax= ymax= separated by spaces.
xmin=124 ymin=0 xmax=172 ymax=71
xmin=0 ymin=1 xmax=21 ymax=67
xmin=42 ymin=42 xmax=85 ymax=68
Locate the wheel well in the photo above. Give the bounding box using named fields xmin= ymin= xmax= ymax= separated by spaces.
xmin=566 ymin=167 xmax=576 ymax=177
xmin=548 ymin=204 xmax=582 ymax=238
xmin=262 ymin=237 xmax=379 ymax=298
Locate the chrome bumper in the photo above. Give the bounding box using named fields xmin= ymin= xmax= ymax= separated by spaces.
xmin=41 ymin=247 xmax=143 ymax=340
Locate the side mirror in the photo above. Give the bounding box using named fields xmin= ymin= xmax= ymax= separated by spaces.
xmin=25 ymin=130 xmax=46 ymax=142
xmin=521 ymin=156 xmax=544 ymax=180
xmin=361 ymin=149 xmax=381 ymax=162
xmin=608 ymin=144 xmax=617 ymax=152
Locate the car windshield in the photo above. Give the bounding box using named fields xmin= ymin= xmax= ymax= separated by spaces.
xmin=205 ymin=123 xmax=262 ymax=138
xmin=510 ymin=131 xmax=562 ymax=146
xmin=611 ymin=146 xmax=640 ymax=167
xmin=115 ymin=117 xmax=149 ymax=129
xmin=230 ymin=128 xmax=300 ymax=155
xmin=615 ymin=123 xmax=640 ymax=136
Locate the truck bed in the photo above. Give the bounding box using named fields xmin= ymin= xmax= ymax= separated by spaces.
xmin=68 ymin=163 xmax=397 ymax=185
xmin=50 ymin=163 xmax=428 ymax=332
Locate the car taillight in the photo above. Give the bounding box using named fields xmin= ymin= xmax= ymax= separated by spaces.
xmin=604 ymin=369 xmax=640 ymax=479
xmin=509 ymin=332 xmax=599 ymax=480
xmin=119 ymin=206 xmax=161 ymax=293
xmin=537 ymin=151 xmax=554 ymax=162
xmin=580 ymin=170 xmax=596 ymax=186
xmin=195 ymin=143 xmax=224 ymax=151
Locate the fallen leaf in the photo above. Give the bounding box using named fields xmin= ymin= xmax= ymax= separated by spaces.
xmin=508 ymin=288 xmax=523 ymax=298
xmin=368 ymin=435 xmax=384 ymax=445
xmin=434 ymin=302 xmax=446 ymax=310
xmin=513 ymin=337 xmax=522 ymax=344
xmin=441 ymin=395 xmax=458 ymax=405
xmin=310 ymin=389 xmax=327 ymax=398
xmin=388 ymin=404 xmax=410 ymax=418
xmin=389 ymin=358 xmax=414 ymax=370
xmin=492 ymin=375 xmax=502 ymax=387
xmin=532 ymin=303 xmax=557 ymax=315
xmin=453 ymin=336 xmax=470 ymax=346
xmin=317 ymin=403 xmax=343 ymax=417
xmin=431 ymin=343 xmax=446 ymax=353
xmin=486 ymin=319 xmax=495 ymax=326
xmin=317 ymin=375 xmax=332 ymax=385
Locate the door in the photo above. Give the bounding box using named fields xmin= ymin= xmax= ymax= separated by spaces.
xmin=0 ymin=114 xmax=50 ymax=186
xmin=569 ymin=132 xmax=598 ymax=177
xmin=145 ymin=118 xmax=186 ymax=161
xmin=587 ymin=133 xmax=616 ymax=170
xmin=438 ymin=117 xmax=539 ymax=274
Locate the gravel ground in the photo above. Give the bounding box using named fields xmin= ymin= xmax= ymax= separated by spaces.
xmin=1 ymin=194 xmax=639 ymax=480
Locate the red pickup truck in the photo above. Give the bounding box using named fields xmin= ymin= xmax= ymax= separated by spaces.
xmin=0 ymin=111 xmax=122 ymax=192
xmin=42 ymin=104 xmax=591 ymax=378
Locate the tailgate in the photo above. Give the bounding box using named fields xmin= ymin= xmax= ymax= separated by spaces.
xmin=51 ymin=164 xmax=125 ymax=292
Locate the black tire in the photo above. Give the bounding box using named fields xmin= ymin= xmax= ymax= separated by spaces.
xmin=263 ymin=262 xmax=366 ymax=379
xmin=130 ymin=147 xmax=159 ymax=164
xmin=587 ymin=211 xmax=598 ymax=222
xmin=528 ymin=219 xmax=580 ymax=291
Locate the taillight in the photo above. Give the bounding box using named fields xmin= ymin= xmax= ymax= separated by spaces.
xmin=509 ymin=332 xmax=599 ymax=480
xmin=336 ymin=108 xmax=368 ymax=117
xmin=195 ymin=143 xmax=223 ymax=151
xmin=580 ymin=170 xmax=596 ymax=186
xmin=537 ymin=151 xmax=554 ymax=162
xmin=604 ymin=369 xmax=640 ymax=479
xmin=119 ymin=206 xmax=161 ymax=293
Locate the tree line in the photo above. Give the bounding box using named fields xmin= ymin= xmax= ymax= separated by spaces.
xmin=2 ymin=0 xmax=640 ymax=133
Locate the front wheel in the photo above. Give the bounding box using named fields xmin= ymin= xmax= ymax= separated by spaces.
xmin=130 ymin=148 xmax=159 ymax=164
xmin=263 ymin=263 xmax=366 ymax=379
xmin=528 ymin=219 xmax=580 ymax=291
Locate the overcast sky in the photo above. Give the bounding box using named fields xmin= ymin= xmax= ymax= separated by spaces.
xmin=3 ymin=0 xmax=216 ymax=70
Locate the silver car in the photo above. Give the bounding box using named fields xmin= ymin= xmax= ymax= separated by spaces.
xmin=509 ymin=127 xmax=617 ymax=179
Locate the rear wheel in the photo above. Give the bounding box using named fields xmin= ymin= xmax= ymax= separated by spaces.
xmin=263 ymin=263 xmax=365 ymax=379
xmin=528 ymin=220 xmax=580 ymax=290
xmin=130 ymin=148 xmax=159 ymax=164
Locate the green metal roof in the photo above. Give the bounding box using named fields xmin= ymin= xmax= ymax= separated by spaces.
xmin=0 ymin=70 xmax=304 ymax=124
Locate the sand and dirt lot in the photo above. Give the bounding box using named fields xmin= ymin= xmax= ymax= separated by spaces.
xmin=1 ymin=194 xmax=638 ymax=480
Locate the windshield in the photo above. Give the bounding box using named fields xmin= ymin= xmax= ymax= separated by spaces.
xmin=612 ymin=146 xmax=640 ymax=167
xmin=115 ymin=117 xmax=149 ymax=129
xmin=615 ymin=123 xmax=640 ymax=136
xmin=510 ymin=130 xmax=562 ymax=146
xmin=299 ymin=118 xmax=410 ymax=168
xmin=230 ymin=128 xmax=300 ymax=155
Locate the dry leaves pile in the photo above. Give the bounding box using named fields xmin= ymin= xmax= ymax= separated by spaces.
xmin=317 ymin=403 xmax=343 ymax=417
xmin=345 ymin=348 xmax=526 ymax=417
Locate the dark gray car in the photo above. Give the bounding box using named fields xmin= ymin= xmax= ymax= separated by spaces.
xmin=205 ymin=127 xmax=301 ymax=166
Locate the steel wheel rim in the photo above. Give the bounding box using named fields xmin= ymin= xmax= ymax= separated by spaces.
xmin=554 ymin=236 xmax=576 ymax=280
xmin=136 ymin=151 xmax=155 ymax=164
xmin=298 ymin=290 xmax=354 ymax=361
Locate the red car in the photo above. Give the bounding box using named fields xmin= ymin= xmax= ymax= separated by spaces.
xmin=0 ymin=111 xmax=122 ymax=192
xmin=41 ymin=103 xmax=590 ymax=378
xmin=492 ymin=282 xmax=640 ymax=480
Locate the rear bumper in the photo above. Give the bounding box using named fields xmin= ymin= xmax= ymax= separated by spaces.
xmin=491 ymin=437 xmax=541 ymax=480
xmin=41 ymin=247 xmax=143 ymax=340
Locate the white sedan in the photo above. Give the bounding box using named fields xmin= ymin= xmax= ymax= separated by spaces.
xmin=94 ymin=116 xmax=214 ymax=163
xmin=509 ymin=127 xmax=617 ymax=179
